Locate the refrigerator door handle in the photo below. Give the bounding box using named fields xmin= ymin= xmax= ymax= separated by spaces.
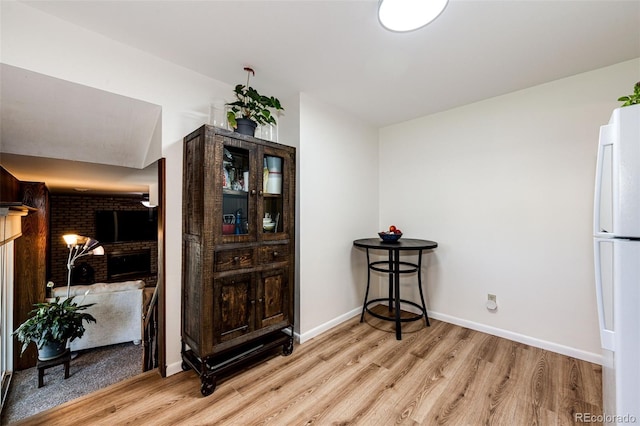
xmin=594 ymin=238 xmax=615 ymax=350
xmin=594 ymin=124 xmax=614 ymax=238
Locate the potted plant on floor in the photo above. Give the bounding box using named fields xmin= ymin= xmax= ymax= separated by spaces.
xmin=13 ymin=296 xmax=96 ymax=360
xmin=226 ymin=67 xmax=284 ymax=137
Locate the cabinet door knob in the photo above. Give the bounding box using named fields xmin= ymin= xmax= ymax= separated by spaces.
xmin=273 ymin=251 xmax=279 ymax=257
xmin=258 ymin=190 xmax=263 ymax=196
xmin=251 ymin=189 xmax=256 ymax=195
xmin=233 ymin=256 xmax=240 ymax=263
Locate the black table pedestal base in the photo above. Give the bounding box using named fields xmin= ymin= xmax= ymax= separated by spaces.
xmin=354 ymin=238 xmax=438 ymax=340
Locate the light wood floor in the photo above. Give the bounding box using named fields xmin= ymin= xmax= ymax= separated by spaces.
xmin=15 ymin=307 xmax=603 ymax=425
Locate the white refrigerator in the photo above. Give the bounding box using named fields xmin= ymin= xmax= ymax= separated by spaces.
xmin=593 ymin=103 xmax=640 ymax=423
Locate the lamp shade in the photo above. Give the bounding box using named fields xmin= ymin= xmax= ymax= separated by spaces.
xmin=63 ymin=234 xmax=79 ymax=246
xmin=83 ymin=237 xmax=101 ymax=251
xmin=378 ymin=0 xmax=449 ymax=32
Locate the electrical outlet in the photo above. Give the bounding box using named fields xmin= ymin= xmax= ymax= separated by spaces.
xmin=486 ymin=293 xmax=498 ymax=311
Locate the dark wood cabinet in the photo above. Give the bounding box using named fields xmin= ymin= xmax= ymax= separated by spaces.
xmin=181 ymin=125 xmax=295 ymax=396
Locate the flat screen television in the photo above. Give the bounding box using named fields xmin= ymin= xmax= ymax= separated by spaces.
xmin=95 ymin=210 xmax=157 ymax=243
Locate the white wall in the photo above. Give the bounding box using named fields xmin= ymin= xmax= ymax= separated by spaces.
xmin=379 ymin=58 xmax=640 ymax=362
xmin=276 ymin=95 xmax=303 ymax=332
xmin=298 ymin=94 xmax=378 ymax=341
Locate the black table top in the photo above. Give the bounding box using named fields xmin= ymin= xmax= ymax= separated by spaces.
xmin=353 ymin=238 xmax=438 ymax=250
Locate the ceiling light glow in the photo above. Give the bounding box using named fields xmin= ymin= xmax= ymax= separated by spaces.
xmin=378 ymin=0 xmax=449 ymax=32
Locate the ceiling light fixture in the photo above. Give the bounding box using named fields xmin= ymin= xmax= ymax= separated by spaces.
xmin=378 ymin=0 xmax=449 ymax=32
xmin=140 ymin=190 xmax=157 ymax=208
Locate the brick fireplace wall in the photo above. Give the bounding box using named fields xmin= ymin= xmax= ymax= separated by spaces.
xmin=49 ymin=194 xmax=158 ymax=288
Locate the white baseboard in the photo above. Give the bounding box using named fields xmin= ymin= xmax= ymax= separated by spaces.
xmin=166 ymin=360 xmax=183 ymax=377
xmin=427 ymin=310 xmax=602 ymax=365
xmin=298 ymin=307 xmax=362 ymax=344
xmin=297 ymin=303 xmax=602 ymax=365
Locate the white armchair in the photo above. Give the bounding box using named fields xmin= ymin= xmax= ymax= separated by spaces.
xmin=51 ymin=280 xmax=144 ymax=352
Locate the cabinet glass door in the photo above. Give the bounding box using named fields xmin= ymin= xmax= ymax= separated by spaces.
xmin=261 ymin=154 xmax=284 ymax=235
xmin=222 ymin=145 xmax=251 ymax=236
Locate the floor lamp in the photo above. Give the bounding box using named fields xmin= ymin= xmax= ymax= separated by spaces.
xmin=63 ymin=234 xmax=104 ymax=298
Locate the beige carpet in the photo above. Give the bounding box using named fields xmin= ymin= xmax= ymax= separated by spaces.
xmin=1 ymin=342 xmax=143 ymax=425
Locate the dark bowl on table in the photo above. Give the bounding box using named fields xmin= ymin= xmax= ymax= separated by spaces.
xmin=378 ymin=232 xmax=402 ymax=242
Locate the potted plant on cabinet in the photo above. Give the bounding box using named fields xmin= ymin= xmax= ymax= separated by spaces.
xmin=618 ymin=81 xmax=640 ymax=107
xmin=226 ymin=67 xmax=284 ymax=137
xmin=13 ymin=296 xmax=96 ymax=360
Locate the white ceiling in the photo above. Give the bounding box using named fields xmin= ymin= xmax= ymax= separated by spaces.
xmin=0 ymin=64 xmax=162 ymax=194
xmin=2 ymin=0 xmax=639 ymax=193
xmin=19 ymin=0 xmax=640 ymax=126
xmin=0 ymin=153 xmax=158 ymax=196
xmin=1 ymin=64 xmax=162 ymax=169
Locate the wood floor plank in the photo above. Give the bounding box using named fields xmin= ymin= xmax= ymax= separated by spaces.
xmin=378 ymin=324 xmax=482 ymax=424
xmin=475 ymin=338 xmax=523 ymax=425
xmin=526 ymin=347 xmax=558 ymax=414
xmin=419 ymin=332 xmax=502 ymax=425
xmin=11 ymin=309 xmax=603 ymax=425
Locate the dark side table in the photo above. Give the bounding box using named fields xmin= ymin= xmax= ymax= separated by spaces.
xmin=353 ymin=238 xmax=438 ymax=340
xmin=37 ymin=349 xmax=71 ymax=388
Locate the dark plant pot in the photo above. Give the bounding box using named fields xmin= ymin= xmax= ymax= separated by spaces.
xmin=37 ymin=339 xmax=68 ymax=361
xmin=235 ymin=118 xmax=257 ymax=136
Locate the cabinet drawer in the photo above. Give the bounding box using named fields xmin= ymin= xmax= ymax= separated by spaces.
xmin=215 ymin=248 xmax=254 ymax=272
xmin=259 ymin=245 xmax=290 ymax=264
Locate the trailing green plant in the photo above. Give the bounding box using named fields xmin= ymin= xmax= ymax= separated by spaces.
xmin=226 ymin=67 xmax=284 ymax=129
xmin=618 ymin=81 xmax=640 ymax=107
xmin=13 ymin=296 xmax=96 ymax=356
